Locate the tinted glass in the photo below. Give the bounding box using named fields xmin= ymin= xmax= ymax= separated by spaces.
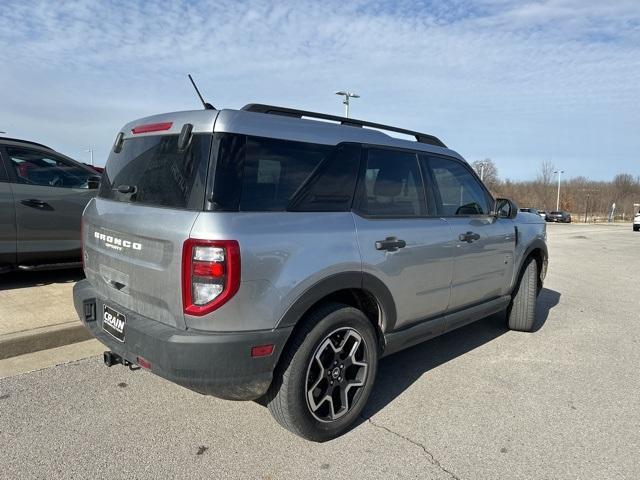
xmin=289 ymin=143 xmax=361 ymax=212
xmin=240 ymin=136 xmax=331 ymax=211
xmin=426 ymin=156 xmax=490 ymax=215
xmin=356 ymin=148 xmax=426 ymax=217
xmin=0 ymin=152 xmax=7 ymax=182
xmin=6 ymin=147 xmax=95 ymax=188
xmin=99 ymin=133 xmax=211 ymax=210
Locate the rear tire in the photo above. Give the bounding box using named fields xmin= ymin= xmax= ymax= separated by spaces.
xmin=507 ymin=258 xmax=538 ymax=332
xmin=634 ymin=225 xmax=639 ymax=232
xmin=265 ymin=303 xmax=378 ymax=442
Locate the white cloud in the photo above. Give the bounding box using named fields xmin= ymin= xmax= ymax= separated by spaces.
xmin=0 ymin=0 xmax=638 ymax=179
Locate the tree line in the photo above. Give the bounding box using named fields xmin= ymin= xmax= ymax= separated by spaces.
xmin=471 ymin=159 xmax=640 ymax=221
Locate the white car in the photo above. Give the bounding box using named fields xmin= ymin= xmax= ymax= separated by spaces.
xmin=634 ymin=212 xmax=640 ymax=232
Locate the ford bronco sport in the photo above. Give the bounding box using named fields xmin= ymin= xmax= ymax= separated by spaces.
xmin=73 ymin=104 xmax=548 ymax=441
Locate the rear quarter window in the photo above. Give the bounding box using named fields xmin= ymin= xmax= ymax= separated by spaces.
xmin=210 ymin=134 xmax=341 ymax=212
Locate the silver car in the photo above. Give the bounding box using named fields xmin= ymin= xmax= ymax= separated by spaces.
xmin=74 ymin=104 xmax=548 ymax=441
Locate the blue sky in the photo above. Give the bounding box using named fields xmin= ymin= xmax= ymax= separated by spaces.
xmin=0 ymin=0 xmax=638 ymax=180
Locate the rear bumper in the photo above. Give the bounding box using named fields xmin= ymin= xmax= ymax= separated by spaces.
xmin=73 ymin=279 xmax=292 ymax=400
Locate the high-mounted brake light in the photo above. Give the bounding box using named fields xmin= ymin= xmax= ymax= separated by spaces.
xmin=182 ymin=239 xmax=240 ymax=316
xmin=131 ymin=122 xmax=173 ymax=134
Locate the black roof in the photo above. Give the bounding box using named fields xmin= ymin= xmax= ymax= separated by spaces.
xmin=242 ymin=104 xmax=447 ymax=148
xmin=0 ymin=136 xmax=52 ymax=150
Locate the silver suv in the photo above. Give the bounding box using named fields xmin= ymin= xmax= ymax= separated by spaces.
xmin=73 ymin=104 xmax=548 ymax=441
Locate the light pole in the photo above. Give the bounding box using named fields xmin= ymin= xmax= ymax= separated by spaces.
xmin=478 ymin=161 xmax=486 ymax=181
xmin=334 ymin=91 xmax=360 ymax=118
xmin=553 ymin=169 xmax=564 ymax=211
xmin=86 ymin=148 xmax=94 ymax=166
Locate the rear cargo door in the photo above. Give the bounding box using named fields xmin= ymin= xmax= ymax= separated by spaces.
xmin=84 ymin=200 xmax=200 ymax=329
xmin=83 ymin=124 xmax=215 ymax=329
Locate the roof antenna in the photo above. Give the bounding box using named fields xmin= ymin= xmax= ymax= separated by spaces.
xmin=188 ymin=74 xmax=215 ymax=110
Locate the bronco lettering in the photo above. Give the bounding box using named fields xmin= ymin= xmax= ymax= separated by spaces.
xmin=94 ymin=231 xmax=142 ymax=251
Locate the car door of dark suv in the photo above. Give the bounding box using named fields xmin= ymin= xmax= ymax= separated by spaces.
xmin=3 ymin=144 xmax=99 ymax=266
xmin=0 ymin=149 xmax=16 ymax=271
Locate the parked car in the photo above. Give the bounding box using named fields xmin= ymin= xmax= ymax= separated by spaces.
xmin=634 ymin=211 xmax=639 ymax=231
xmin=546 ymin=210 xmax=572 ymax=223
xmin=73 ymin=104 xmax=548 ymax=441
xmin=538 ymin=210 xmax=547 ymax=219
xmin=0 ymin=137 xmax=100 ymax=272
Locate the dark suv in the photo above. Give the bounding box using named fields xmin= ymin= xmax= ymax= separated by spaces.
xmin=0 ymin=137 xmax=100 ymax=272
xmin=546 ymin=211 xmax=572 ymax=223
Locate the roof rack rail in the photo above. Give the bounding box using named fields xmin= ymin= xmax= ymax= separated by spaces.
xmin=241 ymin=104 xmax=446 ymax=148
xmin=0 ymin=136 xmax=52 ymax=150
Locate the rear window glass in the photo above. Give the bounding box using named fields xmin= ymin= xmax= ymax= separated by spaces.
xmin=99 ymin=134 xmax=211 ymax=210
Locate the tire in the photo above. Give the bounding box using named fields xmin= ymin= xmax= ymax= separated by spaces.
xmin=634 ymin=225 xmax=639 ymax=232
xmin=507 ymin=258 xmax=538 ymax=332
xmin=265 ymin=303 xmax=378 ymax=442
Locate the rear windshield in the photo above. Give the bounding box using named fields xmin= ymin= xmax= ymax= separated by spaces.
xmin=98 ymin=134 xmax=211 ymax=210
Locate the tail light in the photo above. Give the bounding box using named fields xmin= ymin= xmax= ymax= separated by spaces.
xmin=182 ymin=239 xmax=240 ymax=316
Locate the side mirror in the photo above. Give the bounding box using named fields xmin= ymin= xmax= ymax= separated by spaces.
xmin=87 ymin=176 xmax=101 ymax=190
xmin=493 ymin=198 xmax=518 ymax=219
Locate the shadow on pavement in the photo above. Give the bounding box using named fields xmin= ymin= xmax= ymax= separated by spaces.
xmin=359 ymin=287 xmax=561 ymax=422
xmin=0 ymin=268 xmax=84 ymax=291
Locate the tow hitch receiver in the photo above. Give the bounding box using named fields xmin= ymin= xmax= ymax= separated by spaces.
xmin=103 ymin=351 xmax=140 ymax=370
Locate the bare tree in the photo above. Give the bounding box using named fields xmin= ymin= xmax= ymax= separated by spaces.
xmin=471 ymin=159 xmax=500 ymax=192
xmin=533 ymin=161 xmax=555 ymax=210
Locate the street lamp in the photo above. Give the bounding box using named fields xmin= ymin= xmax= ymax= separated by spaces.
xmin=553 ymin=170 xmax=564 ymax=211
xmin=85 ymin=148 xmax=94 ymax=166
xmin=335 ymin=91 xmax=360 ymax=118
xmin=478 ymin=161 xmax=486 ymax=181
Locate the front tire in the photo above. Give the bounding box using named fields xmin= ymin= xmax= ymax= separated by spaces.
xmin=265 ymin=303 xmax=378 ymax=442
xmin=507 ymin=258 xmax=538 ymax=332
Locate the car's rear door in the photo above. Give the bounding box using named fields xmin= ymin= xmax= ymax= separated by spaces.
xmin=0 ymin=149 xmax=16 ymax=271
xmin=421 ymin=154 xmax=515 ymax=310
xmin=3 ymin=145 xmax=98 ymax=266
xmin=353 ymin=147 xmax=453 ymax=332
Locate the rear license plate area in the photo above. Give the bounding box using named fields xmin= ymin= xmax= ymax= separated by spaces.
xmin=102 ymin=305 xmax=126 ymax=342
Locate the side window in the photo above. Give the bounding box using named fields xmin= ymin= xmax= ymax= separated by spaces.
xmin=423 ymin=155 xmax=491 ymax=216
xmin=240 ymin=137 xmax=332 ymax=211
xmin=355 ymin=148 xmax=426 ymax=217
xmin=0 ymin=149 xmax=8 ymax=182
xmin=6 ymin=147 xmax=93 ymax=189
xmin=289 ymin=143 xmax=361 ymax=212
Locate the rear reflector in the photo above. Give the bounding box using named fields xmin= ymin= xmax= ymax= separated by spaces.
xmin=251 ymin=344 xmax=274 ymax=358
xmin=136 ymin=356 xmax=151 ymax=369
xmin=131 ymin=122 xmax=173 ymax=134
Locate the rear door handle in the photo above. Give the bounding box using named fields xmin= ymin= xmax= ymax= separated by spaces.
xmin=20 ymin=199 xmax=51 ymax=209
xmin=458 ymin=231 xmax=480 ymax=243
xmin=375 ymin=237 xmax=406 ymax=252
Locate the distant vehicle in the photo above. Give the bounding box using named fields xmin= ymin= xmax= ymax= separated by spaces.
xmin=633 ymin=211 xmax=639 ymax=232
xmin=0 ymin=137 xmax=101 ymax=272
xmin=546 ymin=210 xmax=572 ymax=223
xmin=74 ymin=102 xmax=548 ymax=441
xmin=538 ymin=210 xmax=547 ymax=219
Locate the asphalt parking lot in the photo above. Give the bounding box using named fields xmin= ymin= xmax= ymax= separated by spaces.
xmin=0 ymin=223 xmax=638 ymax=479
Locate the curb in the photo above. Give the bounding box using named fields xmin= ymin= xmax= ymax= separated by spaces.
xmin=0 ymin=322 xmax=93 ymax=360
